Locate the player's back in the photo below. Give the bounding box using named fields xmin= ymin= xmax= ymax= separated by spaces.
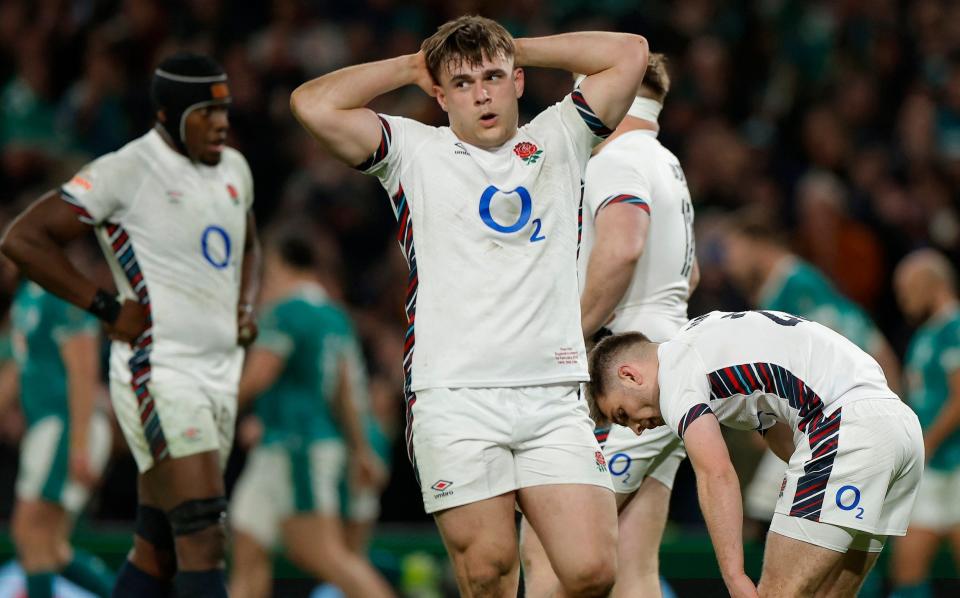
xmin=256 ymin=285 xmax=353 ymax=446
xmin=578 ymin=131 xmax=694 ymax=335
xmin=669 ymin=310 xmax=897 ymax=433
xmin=11 ymin=281 xmax=97 ymax=425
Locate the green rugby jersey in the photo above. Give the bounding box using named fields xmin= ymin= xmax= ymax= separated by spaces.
xmin=758 ymin=258 xmax=880 ymax=351
xmin=904 ymin=306 xmax=960 ymax=471
xmin=254 ymin=284 xmax=360 ymax=448
xmin=11 ymin=281 xmax=99 ymax=426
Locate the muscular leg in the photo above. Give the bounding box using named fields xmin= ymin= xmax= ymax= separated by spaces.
xmin=344 ymin=520 xmax=375 ymax=555
xmin=434 ymin=493 xmax=521 ymax=598
xmin=228 ymin=530 xmax=273 ymax=598
xmin=946 ymin=524 xmax=960 ymax=571
xmin=814 ymin=549 xmax=880 ymax=598
xmin=613 ymin=477 xmax=671 ymax=598
xmin=519 ymin=515 xmax=556 ymax=598
xmin=519 ymin=484 xmax=618 ymax=598
xmin=759 ymin=531 xmax=845 ymax=597
xmin=281 ymin=513 xmax=394 ymax=598
xmin=137 ymin=450 xmax=228 ymax=597
xmin=890 ymin=527 xmax=941 ymax=595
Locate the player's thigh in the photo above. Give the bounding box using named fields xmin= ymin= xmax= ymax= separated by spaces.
xmin=617 ymin=475 xmax=672 ymax=575
xmin=518 ymin=483 xmax=617 ymax=586
xmin=816 ymin=549 xmax=880 ymax=598
xmin=519 ymin=515 xmax=560 ymax=597
xmin=434 ymin=492 xmax=520 ymax=580
xmin=760 ymin=522 xmax=848 ymax=596
xmin=280 ymin=513 xmax=349 ymax=570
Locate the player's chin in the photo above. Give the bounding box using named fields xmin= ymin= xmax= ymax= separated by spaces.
xmin=198 ymin=151 xmax=223 ymax=166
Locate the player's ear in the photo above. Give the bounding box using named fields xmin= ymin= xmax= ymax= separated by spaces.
xmin=513 ymin=67 xmax=524 ymax=99
xmin=434 ymin=86 xmax=448 ymax=112
xmin=617 ymin=364 xmax=641 ymax=386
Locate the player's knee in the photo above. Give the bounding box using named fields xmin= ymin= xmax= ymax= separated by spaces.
xmin=558 ymin=556 xmax=616 ymax=598
xmin=167 ymin=497 xmax=228 ymax=566
xmin=460 ymin=547 xmax=515 ymax=595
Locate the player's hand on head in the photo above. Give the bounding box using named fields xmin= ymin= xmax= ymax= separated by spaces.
xmin=411 ymin=50 xmax=437 ymax=97
xmin=105 ymin=299 xmax=149 ymax=343
xmin=237 ymin=304 xmax=258 ymax=347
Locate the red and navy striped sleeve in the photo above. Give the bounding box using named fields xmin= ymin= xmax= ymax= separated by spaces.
xmin=355 ymin=115 xmax=393 ymax=171
xmin=597 ymin=193 xmax=650 ymax=214
xmin=571 ymin=89 xmax=614 ymax=139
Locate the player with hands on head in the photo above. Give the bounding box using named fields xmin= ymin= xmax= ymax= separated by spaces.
xmin=292 ymin=14 xmax=648 ymax=597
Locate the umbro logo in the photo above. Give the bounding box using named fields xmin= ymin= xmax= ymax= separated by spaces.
xmin=454 ymin=142 xmax=469 ymax=156
xmin=166 ymin=190 xmax=183 ymax=203
xmin=431 ymin=480 xmax=453 ymax=491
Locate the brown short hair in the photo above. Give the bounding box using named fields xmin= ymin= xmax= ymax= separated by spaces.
xmin=586 ymin=331 xmax=651 ymax=422
xmin=640 ymin=53 xmax=670 ymax=102
xmin=421 ymin=15 xmax=515 ymax=83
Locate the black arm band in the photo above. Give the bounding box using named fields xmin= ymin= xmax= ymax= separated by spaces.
xmin=88 ymin=289 xmax=121 ymax=324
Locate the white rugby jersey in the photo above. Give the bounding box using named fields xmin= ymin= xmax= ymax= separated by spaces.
xmin=61 ymin=129 xmax=253 ymax=393
xmin=657 ymin=310 xmax=898 ymax=441
xmin=578 ymin=130 xmax=695 ymax=333
xmin=361 ymin=92 xmax=609 ymax=392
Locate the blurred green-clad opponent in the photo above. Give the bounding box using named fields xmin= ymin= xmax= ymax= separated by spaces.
xmin=229 ymin=231 xmax=393 ymax=598
xmin=10 ymin=280 xmax=114 ymax=598
xmin=890 ymin=250 xmax=960 ymax=597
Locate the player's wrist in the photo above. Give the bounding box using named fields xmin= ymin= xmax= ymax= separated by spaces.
xmin=87 ymin=288 xmax=121 ymax=324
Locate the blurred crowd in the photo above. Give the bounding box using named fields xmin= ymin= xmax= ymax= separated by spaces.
xmin=0 ymin=0 xmax=958 ymax=526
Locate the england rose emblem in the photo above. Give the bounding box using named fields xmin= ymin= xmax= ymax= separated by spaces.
xmin=513 ymin=141 xmax=542 ymax=164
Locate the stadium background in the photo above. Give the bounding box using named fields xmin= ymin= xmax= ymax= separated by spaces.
xmin=0 ymin=0 xmax=958 ymax=595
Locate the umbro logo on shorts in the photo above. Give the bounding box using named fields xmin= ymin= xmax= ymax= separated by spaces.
xmin=431 ymin=480 xmax=452 ymax=491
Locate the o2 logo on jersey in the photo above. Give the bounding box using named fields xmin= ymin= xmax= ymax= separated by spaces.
xmin=201 ymin=225 xmax=232 ymax=270
xmin=478 ymin=185 xmax=545 ymax=243
xmin=835 ymin=485 xmax=864 ymax=520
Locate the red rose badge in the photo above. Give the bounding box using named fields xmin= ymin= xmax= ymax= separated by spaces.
xmin=513 ymin=141 xmax=543 ymax=165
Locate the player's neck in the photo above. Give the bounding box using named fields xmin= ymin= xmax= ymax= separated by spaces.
xmin=264 ymin=269 xmax=320 ymax=303
xmin=929 ymin=292 xmax=960 ymax=321
xmin=153 ymin=124 xmax=189 ymax=159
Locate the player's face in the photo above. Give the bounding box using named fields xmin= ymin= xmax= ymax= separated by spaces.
xmin=435 ymin=53 xmax=523 ymax=149
xmin=183 ymin=105 xmax=230 ymax=165
xmin=602 ymin=389 xmax=664 ymax=436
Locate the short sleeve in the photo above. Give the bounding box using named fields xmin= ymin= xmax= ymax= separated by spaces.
xmin=255 ymin=303 xmax=295 ymax=359
xmin=583 ymin=147 xmax=652 ymax=219
xmin=51 ymin=301 xmax=99 ymax=345
xmin=59 ymin=153 xmax=126 ymax=225
xmin=656 ymin=341 xmax=713 ymax=439
xmin=356 ymin=113 xmax=434 ymax=197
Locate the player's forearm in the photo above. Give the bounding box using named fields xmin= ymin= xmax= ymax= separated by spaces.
xmin=515 ymin=32 xmax=645 ymax=75
xmin=292 ymin=54 xmax=422 ymax=118
xmin=696 ymin=464 xmax=748 ymax=582
xmin=335 ymin=370 xmax=371 ymax=455
xmin=581 ymin=255 xmax=636 ymax=339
